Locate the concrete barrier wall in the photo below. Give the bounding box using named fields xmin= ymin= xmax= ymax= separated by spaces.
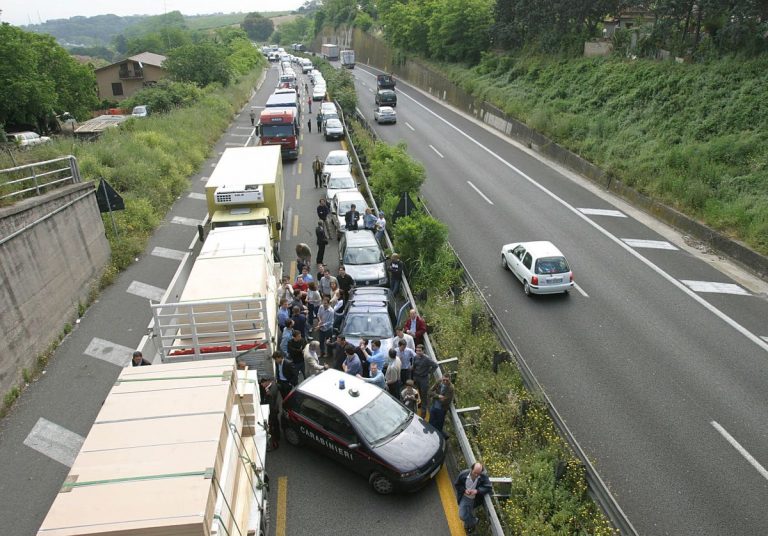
xmin=349 ymin=30 xmax=768 ymax=278
xmin=0 ymin=182 xmax=110 ymax=394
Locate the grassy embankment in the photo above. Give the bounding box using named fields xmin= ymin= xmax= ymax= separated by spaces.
xmin=439 ymin=55 xmax=768 ymax=255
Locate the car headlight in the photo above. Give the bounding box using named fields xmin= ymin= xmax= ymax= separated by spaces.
xmin=378 ymin=277 xmax=388 ymax=285
xmin=400 ymin=470 xmax=419 ymax=478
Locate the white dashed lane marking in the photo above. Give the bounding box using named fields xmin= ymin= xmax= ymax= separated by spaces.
xmin=187 ymin=192 xmax=206 ymax=200
xmin=83 ymin=337 xmax=135 ymax=366
xmin=578 ymin=208 xmax=627 ymax=217
xmin=405 ymin=122 xmax=415 ymax=131
xmin=429 ymin=145 xmax=444 ymax=158
xmin=681 ymin=280 xmax=751 ymax=296
xmin=200 ymin=175 xmax=209 ymax=182
xmin=151 ymin=246 xmax=185 ymax=261
xmin=126 ymin=280 xmax=166 ymax=301
xmin=621 ymin=238 xmax=678 ymax=250
xmin=171 ymin=216 xmax=202 ymax=227
xmin=24 ymin=418 xmax=85 ymax=467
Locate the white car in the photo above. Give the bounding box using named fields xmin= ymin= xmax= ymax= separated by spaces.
xmin=325 ymin=170 xmax=358 ymax=202
xmin=312 ymin=84 xmax=327 ymax=101
xmin=323 ymin=150 xmax=352 ymax=180
xmin=331 ymin=191 xmax=368 ymax=239
xmin=373 ymin=106 xmax=396 ymax=124
xmin=324 ymin=118 xmax=344 ymax=141
xmin=500 ymin=241 xmax=574 ymax=295
xmin=131 ymin=105 xmax=149 ymax=117
xmin=309 ymin=69 xmax=322 ymax=83
xmin=8 ymin=131 xmax=51 ymax=147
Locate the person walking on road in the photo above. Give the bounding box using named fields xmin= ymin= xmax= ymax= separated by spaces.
xmin=316 ymin=112 xmax=322 ymax=134
xmin=453 ymin=462 xmax=493 ymax=534
xmin=316 ymin=220 xmax=328 ymax=265
xmin=312 ymin=156 xmax=323 ymax=188
xmin=307 ymin=96 xmax=312 ymax=113
xmin=307 ymin=118 xmax=312 ymax=133
xmin=249 ymin=109 xmax=256 ymax=126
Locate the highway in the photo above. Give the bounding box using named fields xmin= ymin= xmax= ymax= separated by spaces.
xmin=0 ymin=64 xmax=459 ymax=536
xmin=348 ymin=63 xmax=768 ymax=535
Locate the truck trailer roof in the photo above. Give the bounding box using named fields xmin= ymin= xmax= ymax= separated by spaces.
xmin=206 ymin=146 xmax=281 ymax=190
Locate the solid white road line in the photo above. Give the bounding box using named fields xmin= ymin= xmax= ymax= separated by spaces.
xmin=24 ymin=418 xmax=85 ymax=467
xmin=573 ymin=282 xmax=589 ymax=297
xmin=578 ymin=208 xmax=627 ymax=217
xmin=405 ymin=122 xmax=415 ymax=131
xmin=429 ymin=144 xmax=444 ymax=158
xmin=224 ymin=141 xmax=241 ymax=146
xmin=367 ymin=74 xmax=768 ymax=354
xmin=83 ymin=337 xmax=135 ymax=367
xmin=126 ymin=280 xmax=166 ymax=301
xmin=151 ymin=246 xmax=185 ymax=261
xmin=621 ymin=238 xmax=678 ymax=250
xmin=711 ymin=421 xmax=768 ymax=481
xmin=171 ymin=216 xmax=203 ymax=227
xmin=466 ymin=181 xmax=494 ymax=205
xmin=681 ymin=280 xmax=751 ymax=296
xmin=187 ymin=192 xmax=206 ymax=200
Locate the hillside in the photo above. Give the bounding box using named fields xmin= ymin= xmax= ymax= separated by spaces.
xmin=443 ymin=54 xmax=768 ymax=254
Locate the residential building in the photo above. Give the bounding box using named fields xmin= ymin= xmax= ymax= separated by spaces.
xmin=94 ymin=52 xmax=167 ymax=101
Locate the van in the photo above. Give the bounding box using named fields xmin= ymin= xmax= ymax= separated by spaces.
xmin=375 ymin=90 xmax=397 ymax=107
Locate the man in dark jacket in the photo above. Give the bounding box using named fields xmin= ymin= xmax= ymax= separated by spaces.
xmin=428 ymin=374 xmax=454 ymax=435
xmin=337 ymin=266 xmax=355 ymax=302
xmin=273 ymin=352 xmax=298 ymax=398
xmin=287 ymin=330 xmax=307 ymax=381
xmin=453 ymin=462 xmax=493 ymax=533
xmin=259 ymin=376 xmax=281 ymax=450
xmin=315 ymin=220 xmax=328 ymax=265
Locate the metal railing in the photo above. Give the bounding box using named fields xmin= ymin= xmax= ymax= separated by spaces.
xmin=0 ymin=155 xmax=82 ymax=202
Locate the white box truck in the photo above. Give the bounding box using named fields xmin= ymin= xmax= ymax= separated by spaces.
xmin=321 ymin=43 xmax=340 ymax=61
xmin=340 ymin=49 xmax=356 ymax=69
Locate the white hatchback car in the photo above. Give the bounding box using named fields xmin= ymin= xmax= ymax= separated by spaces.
xmin=331 ymin=191 xmax=368 ymax=239
xmin=325 ymin=170 xmax=358 ymax=202
xmin=500 ymin=241 xmax=574 ymax=295
xmin=8 ymin=131 xmax=51 ymax=147
xmin=323 ymin=150 xmax=352 ymax=180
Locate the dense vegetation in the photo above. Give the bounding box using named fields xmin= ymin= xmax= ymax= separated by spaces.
xmin=0 ymin=23 xmax=99 ymax=131
xmin=22 ymin=14 xmax=144 ymax=46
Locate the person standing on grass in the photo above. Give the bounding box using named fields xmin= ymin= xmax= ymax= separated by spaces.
xmin=428 ymin=374 xmax=454 ymax=435
xmin=453 ymin=462 xmax=492 ymax=534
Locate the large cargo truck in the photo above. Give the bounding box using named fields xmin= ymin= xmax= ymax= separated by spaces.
xmin=37 ymin=359 xmax=269 ymax=536
xmin=150 ymin=225 xmax=281 ymax=378
xmin=258 ymin=107 xmax=300 ymax=160
xmin=340 ymin=49 xmax=356 ymax=69
xmin=204 ymin=146 xmax=285 ymax=247
xmin=321 ymin=43 xmax=340 ymax=61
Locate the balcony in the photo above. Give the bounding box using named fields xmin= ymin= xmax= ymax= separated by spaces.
xmin=119 ymin=64 xmax=145 ymax=80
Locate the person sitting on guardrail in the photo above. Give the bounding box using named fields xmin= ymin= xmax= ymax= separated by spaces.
xmin=454 ymin=462 xmax=493 ymax=534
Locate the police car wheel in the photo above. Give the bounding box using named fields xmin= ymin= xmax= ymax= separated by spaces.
xmin=284 ymin=426 xmax=302 ymax=446
xmin=369 ymin=473 xmax=395 ymax=495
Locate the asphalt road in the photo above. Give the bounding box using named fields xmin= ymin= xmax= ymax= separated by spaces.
xmin=348 ymin=63 xmax=768 ymax=535
xmin=0 ymin=64 xmax=454 ymax=536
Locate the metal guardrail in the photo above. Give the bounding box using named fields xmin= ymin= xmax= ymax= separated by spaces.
xmin=340 ymin=105 xmax=507 ymax=536
xmin=0 ymin=155 xmax=81 ymax=202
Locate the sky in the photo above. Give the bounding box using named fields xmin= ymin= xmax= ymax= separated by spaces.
xmin=2 ymin=0 xmax=305 ymax=26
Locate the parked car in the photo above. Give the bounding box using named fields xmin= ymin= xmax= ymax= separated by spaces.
xmin=500 ymin=241 xmax=574 ymax=295
xmin=339 ymin=230 xmax=388 ymax=287
xmin=375 ymin=90 xmax=397 ymax=107
xmin=325 ymin=170 xmax=358 ymax=202
xmin=374 ymin=106 xmax=397 ymax=124
xmin=323 ymin=150 xmax=352 ymax=180
xmin=280 ymin=369 xmax=446 ymax=494
xmin=7 ymin=131 xmax=51 ymax=147
xmin=330 ymin=191 xmax=367 ymax=239
xmin=324 ymin=118 xmax=345 ymax=141
xmin=312 ymin=84 xmax=327 ymax=101
xmin=339 ymin=288 xmax=400 ymax=355
xmin=131 ymin=105 xmax=150 ymax=118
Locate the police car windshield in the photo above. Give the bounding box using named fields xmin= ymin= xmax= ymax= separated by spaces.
xmin=350 ymin=393 xmax=411 ymax=445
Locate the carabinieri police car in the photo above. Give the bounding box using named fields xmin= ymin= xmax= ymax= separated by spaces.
xmin=280 ymin=369 xmax=446 ymax=494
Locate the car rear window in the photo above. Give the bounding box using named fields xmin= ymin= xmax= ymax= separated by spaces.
xmin=328 ymin=176 xmax=355 ymax=189
xmin=326 ymin=155 xmax=349 ymax=165
xmin=342 ymin=312 xmax=393 ymax=338
xmin=535 ymin=256 xmax=570 ymax=274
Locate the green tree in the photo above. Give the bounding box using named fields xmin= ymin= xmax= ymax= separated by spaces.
xmin=427 ymin=0 xmax=493 ymax=62
xmin=227 ymin=37 xmax=264 ymax=75
xmin=122 ymin=80 xmax=202 ymax=113
xmin=381 ymin=0 xmax=431 ymax=55
xmin=369 ymin=142 xmax=426 ymax=197
xmin=164 ymin=42 xmax=232 ymax=87
xmin=0 ymin=24 xmax=97 ymax=130
xmin=278 ymin=17 xmax=312 ymax=44
xmin=242 ymin=13 xmax=275 ymax=41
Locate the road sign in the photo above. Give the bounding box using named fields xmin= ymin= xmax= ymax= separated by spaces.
xmin=95 ymin=178 xmax=124 ymax=212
